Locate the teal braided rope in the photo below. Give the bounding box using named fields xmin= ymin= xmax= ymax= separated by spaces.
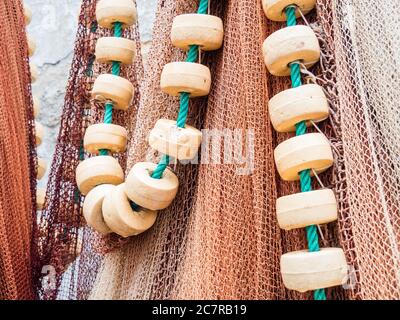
xmin=111 ymin=20 xmax=122 ymax=76
xmin=176 ymin=92 xmax=190 ymax=128
xmin=175 ymin=45 xmax=199 ymax=129
xmin=286 ymin=6 xmax=326 ymax=300
xmin=74 ymin=143 xmax=86 ymax=203
xmin=99 ymin=149 xmax=109 ymax=156
xmin=152 ymin=46 xmax=197 ymax=177
xmin=104 ymin=103 xmax=113 ymax=124
xmin=176 ymin=45 xmax=198 ymax=128
xmin=112 ymin=61 xmax=121 ymax=75
xmin=151 ymin=0 xmax=208 ymax=179
xmin=286 ymin=5 xmax=297 ymax=26
xmin=99 ymin=22 xmax=123 ymax=156
xmin=112 ymin=22 xmax=121 ymax=75
xmin=197 ymin=0 xmax=209 ymax=14
xmin=187 ymin=44 xmax=199 ymax=62
xmin=151 ymin=155 xmax=171 ymax=179
xmin=290 ymin=62 xmax=302 ymax=88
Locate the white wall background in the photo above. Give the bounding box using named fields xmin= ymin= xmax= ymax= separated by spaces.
xmin=24 ymin=0 xmax=158 ymax=188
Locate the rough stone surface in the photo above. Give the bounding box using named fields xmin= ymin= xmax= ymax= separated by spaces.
xmin=25 ymin=0 xmax=157 ymax=188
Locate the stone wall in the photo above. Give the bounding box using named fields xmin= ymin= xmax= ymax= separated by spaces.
xmin=25 ymin=0 xmax=157 ymax=188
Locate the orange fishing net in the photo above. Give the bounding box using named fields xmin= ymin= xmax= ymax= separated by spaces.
xmin=36 ymin=0 xmax=400 ymax=300
xmin=33 ymin=0 xmax=144 ymax=300
xmin=0 ymin=0 xmax=37 ymax=300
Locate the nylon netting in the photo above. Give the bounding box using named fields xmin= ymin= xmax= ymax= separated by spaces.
xmin=328 ymin=0 xmax=400 ymax=299
xmin=0 ymin=0 xmax=37 ymax=300
xmin=33 ymin=0 xmax=144 ymax=300
xmin=36 ymin=0 xmax=400 ymax=300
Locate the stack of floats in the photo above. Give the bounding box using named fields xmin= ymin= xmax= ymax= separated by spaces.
xmin=80 ymin=0 xmax=224 ymax=238
xmin=261 ymin=0 xmax=348 ymax=297
xmin=24 ymin=4 xmax=47 ymax=211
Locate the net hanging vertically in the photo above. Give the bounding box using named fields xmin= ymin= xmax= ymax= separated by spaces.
xmin=0 ymin=0 xmax=37 ymax=300
xmin=32 ymin=0 xmax=144 ymax=300
xmin=36 ymin=0 xmax=400 ymax=300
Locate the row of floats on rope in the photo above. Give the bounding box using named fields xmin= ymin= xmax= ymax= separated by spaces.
xmin=78 ymin=0 xmax=223 ymax=237
xmin=261 ymin=0 xmax=348 ymax=295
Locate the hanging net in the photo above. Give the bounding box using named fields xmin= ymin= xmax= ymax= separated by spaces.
xmin=324 ymin=0 xmax=400 ymax=299
xmin=0 ymin=0 xmax=37 ymax=300
xmin=36 ymin=0 xmax=400 ymax=300
xmin=32 ymin=0 xmax=144 ymax=300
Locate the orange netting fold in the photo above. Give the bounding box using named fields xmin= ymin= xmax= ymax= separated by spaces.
xmin=0 ymin=0 xmax=37 ymax=300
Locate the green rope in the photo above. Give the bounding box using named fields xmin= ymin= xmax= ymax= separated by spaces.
xmin=151 ymin=155 xmax=171 ymax=179
xmin=197 ymin=0 xmax=209 ymax=14
xmin=111 ymin=22 xmax=122 ymax=74
xmin=286 ymin=6 xmax=326 ymax=301
xmin=176 ymin=45 xmax=200 ymax=129
xmin=151 ymin=45 xmax=197 ymax=178
xmin=187 ymin=44 xmax=199 ymax=62
xmin=112 ymin=61 xmax=121 ymax=75
xmin=286 ymin=5 xmax=297 ymax=26
xmin=98 ymin=150 xmax=109 ymax=156
xmin=151 ymin=0 xmax=208 ymax=179
xmin=290 ymin=62 xmax=302 ymax=88
xmin=176 ymin=92 xmax=190 ymax=128
xmin=74 ymin=143 xmax=86 ymax=203
xmin=99 ymin=22 xmax=122 ymax=156
xmin=90 ymin=21 xmax=98 ymax=33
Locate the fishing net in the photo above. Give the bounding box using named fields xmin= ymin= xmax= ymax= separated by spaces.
xmin=0 ymin=0 xmax=37 ymax=300
xmin=87 ymin=0 xmax=340 ymax=300
xmin=36 ymin=0 xmax=400 ymax=300
xmin=326 ymin=0 xmax=400 ymax=299
xmin=32 ymin=0 xmax=144 ymax=300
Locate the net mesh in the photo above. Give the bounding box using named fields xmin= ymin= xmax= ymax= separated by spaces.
xmin=327 ymin=0 xmax=400 ymax=299
xmin=89 ymin=0 xmax=339 ymax=300
xmin=32 ymin=0 xmax=144 ymax=300
xmin=0 ymin=0 xmax=37 ymax=300
xmin=35 ymin=0 xmax=400 ymax=300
